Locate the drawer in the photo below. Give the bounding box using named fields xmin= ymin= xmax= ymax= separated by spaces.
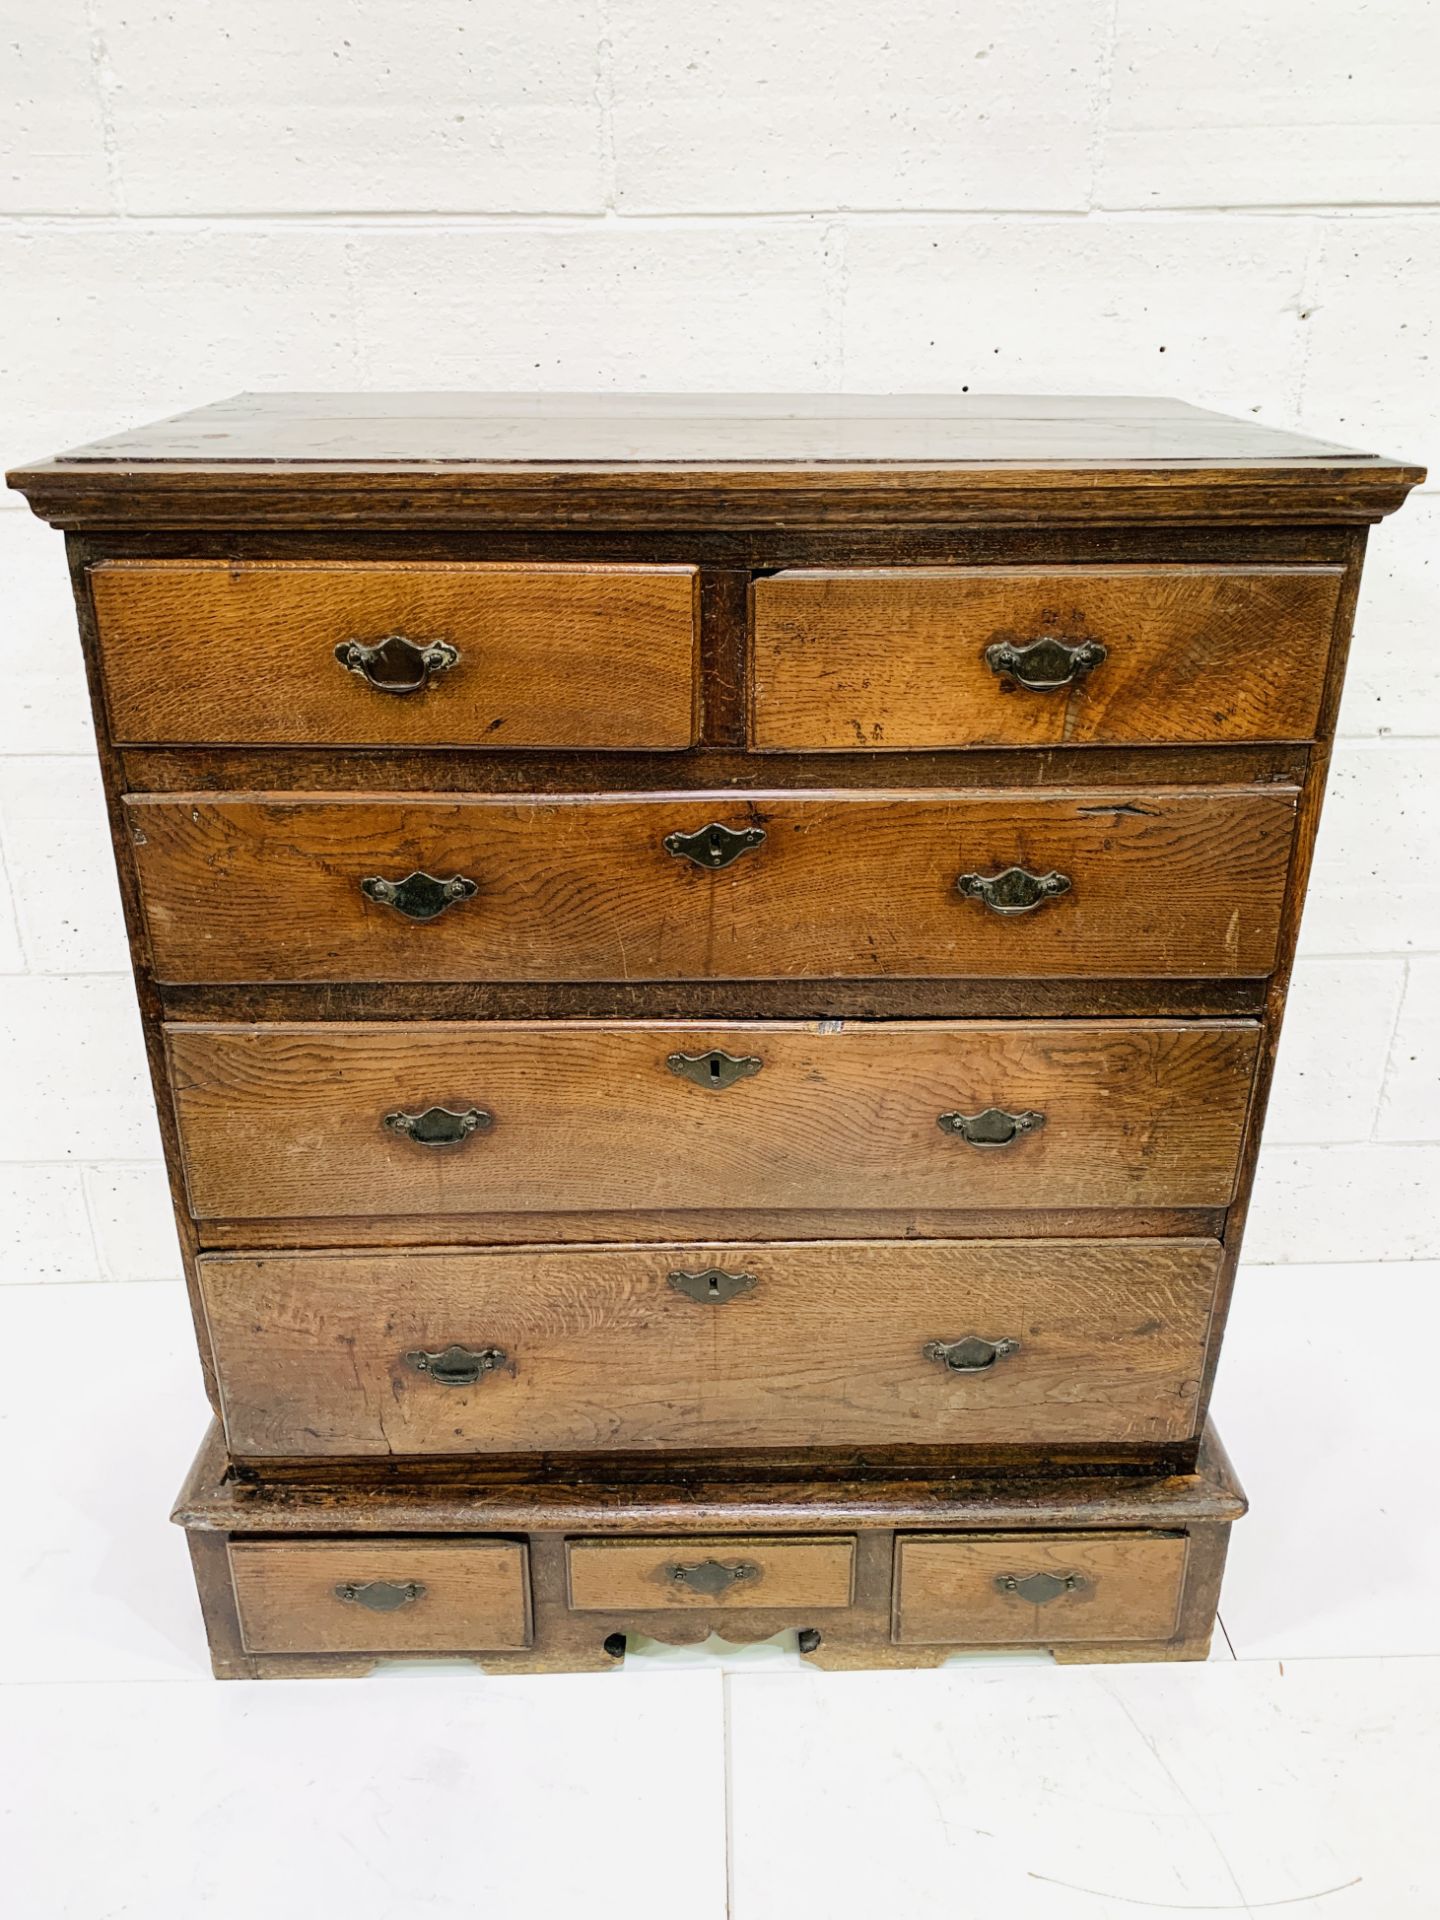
xmin=90 ymin=560 xmax=698 ymax=748
xmin=227 ymin=1538 xmax=531 ymax=1654
xmin=752 ymin=565 xmax=1343 ymax=749
xmin=567 ymin=1537 xmax=856 ymax=1611
xmin=893 ymin=1531 xmax=1187 ymax=1644
xmin=166 ymin=1019 xmax=1259 ymax=1219
xmin=200 ymin=1238 xmax=1221 ymax=1458
xmin=127 ymin=786 xmax=1298 ymax=983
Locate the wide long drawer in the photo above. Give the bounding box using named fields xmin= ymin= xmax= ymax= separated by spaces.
xmin=200 ymin=1238 xmax=1222 ymax=1457
xmin=166 ymin=1019 xmax=1259 ymax=1219
xmin=126 ymin=787 xmax=1298 ymax=982
xmin=752 ymin=564 xmax=1343 ymax=749
xmin=91 ymin=560 xmax=699 ymax=748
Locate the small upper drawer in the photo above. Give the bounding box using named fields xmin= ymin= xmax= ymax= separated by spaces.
xmin=89 ymin=560 xmax=698 ymax=749
xmin=751 ymin=565 xmax=1344 ymax=750
xmin=567 ymin=1537 xmax=856 ymax=1611
xmin=893 ymin=1531 xmax=1187 ymax=1645
xmin=227 ymin=1537 xmax=531 ymax=1655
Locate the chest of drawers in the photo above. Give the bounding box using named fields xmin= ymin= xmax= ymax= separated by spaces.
xmin=10 ymin=393 xmax=1421 ymax=1677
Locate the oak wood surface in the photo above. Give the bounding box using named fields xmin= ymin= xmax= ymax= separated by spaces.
xmin=37 ymin=391 xmax=1381 ymax=464
xmin=91 ymin=560 xmax=698 ymax=749
xmin=199 ymin=1238 xmax=1222 ymax=1458
xmin=10 ymin=396 xmax=1422 ymax=530
xmin=566 ymin=1535 xmax=856 ymax=1610
xmin=227 ymin=1537 xmax=531 ymax=1654
xmin=127 ymin=787 xmax=1298 ymax=983
xmin=752 ymin=565 xmax=1343 ymax=749
xmin=165 ymin=1018 xmax=1260 ymax=1219
xmin=175 ymin=1416 xmax=1249 ymax=1534
xmin=894 ymin=1530 xmax=1188 ymax=1644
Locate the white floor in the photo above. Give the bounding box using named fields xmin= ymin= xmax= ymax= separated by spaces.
xmin=3 ymin=1266 xmax=1439 ymax=1919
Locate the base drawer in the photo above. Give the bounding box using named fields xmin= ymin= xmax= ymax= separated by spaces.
xmin=567 ymin=1537 xmax=856 ymax=1611
xmin=227 ymin=1537 xmax=532 ymax=1654
xmin=893 ymin=1531 xmax=1187 ymax=1645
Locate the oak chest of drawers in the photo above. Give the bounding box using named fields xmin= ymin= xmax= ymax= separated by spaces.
xmin=10 ymin=393 xmax=1421 ymax=1676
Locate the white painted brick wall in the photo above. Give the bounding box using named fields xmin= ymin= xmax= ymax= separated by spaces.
xmin=1 ymin=2 xmax=1435 ymax=1282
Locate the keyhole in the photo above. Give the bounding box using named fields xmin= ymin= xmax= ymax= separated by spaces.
xmin=708 ymin=1275 xmax=721 ymax=1298
xmin=709 ymin=1055 xmax=722 ymax=1083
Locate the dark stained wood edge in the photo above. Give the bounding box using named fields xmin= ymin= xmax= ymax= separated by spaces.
xmin=10 ymin=461 xmax=1425 ymax=530
xmin=172 ymin=1418 xmax=1247 ymax=1533
xmin=118 ymin=743 xmax=1310 ymax=793
xmin=193 ymin=1207 xmax=1228 ymax=1252
xmin=157 ymin=980 xmax=1270 ymax=1023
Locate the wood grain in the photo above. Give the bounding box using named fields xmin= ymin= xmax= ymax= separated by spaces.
xmin=566 ymin=1536 xmax=856 ymax=1611
xmin=91 ymin=561 xmax=698 ymax=748
xmin=752 ymin=566 xmax=1343 ymax=749
xmin=127 ymin=787 xmax=1298 ymax=983
xmin=164 ymin=1018 xmax=1260 ymax=1219
xmin=11 ymin=393 xmax=1423 ymax=530
xmin=199 ymin=1238 xmax=1222 ymax=1458
xmin=893 ymin=1531 xmax=1187 ymax=1644
xmin=227 ymin=1538 xmax=531 ymax=1654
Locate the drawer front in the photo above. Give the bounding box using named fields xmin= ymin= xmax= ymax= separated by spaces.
xmin=166 ymin=1019 xmax=1260 ymax=1220
xmin=227 ymin=1538 xmax=531 ymax=1654
xmin=200 ymin=1238 xmax=1222 ymax=1458
xmin=752 ymin=565 xmax=1343 ymax=749
xmin=893 ymin=1531 xmax=1187 ymax=1645
xmin=567 ymin=1537 xmax=856 ymax=1611
xmin=91 ymin=561 xmax=698 ymax=748
xmin=127 ymin=786 xmax=1297 ymax=983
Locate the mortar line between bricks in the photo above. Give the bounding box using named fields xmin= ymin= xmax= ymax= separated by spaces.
xmin=1084 ymin=0 xmax=1123 ymax=211
xmin=3 ymin=205 xmax=1439 ymax=230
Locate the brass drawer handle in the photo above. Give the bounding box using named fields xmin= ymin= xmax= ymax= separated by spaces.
xmin=667 ymin=1559 xmax=760 ymax=1597
xmin=664 ymin=822 xmax=766 ymax=870
xmin=937 ymin=1106 xmax=1045 ymax=1148
xmin=334 ymin=1579 xmax=426 ymax=1612
xmin=335 ymin=632 xmax=459 ymax=694
xmin=668 ymin=1267 xmax=758 ymax=1305
xmin=984 ymin=636 xmax=1107 ymax=691
xmin=383 ymin=1104 xmax=493 ymax=1146
xmin=404 ymin=1343 xmax=507 ymax=1386
xmin=956 ymin=867 xmax=1071 ymax=915
xmin=361 ymin=871 xmax=478 ymax=921
xmin=667 ymin=1049 xmax=763 ymax=1091
xmin=924 ymin=1335 xmax=1020 ymax=1373
xmin=995 ymin=1571 xmax=1086 ymax=1605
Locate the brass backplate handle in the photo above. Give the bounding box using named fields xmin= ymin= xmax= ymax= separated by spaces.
xmin=984 ymin=635 xmax=1108 ymax=691
xmin=924 ymin=1334 xmax=1020 ymax=1373
xmin=937 ymin=1107 xmax=1046 ymax=1148
xmin=667 ymin=1560 xmax=761 ymax=1598
xmin=668 ymin=1268 xmax=759 ymax=1305
xmin=404 ymin=1343 xmax=508 ymax=1386
xmin=666 ymin=1049 xmax=763 ymax=1091
xmin=334 ymin=1579 xmax=426 ymax=1612
xmin=664 ymin=822 xmax=766 ymax=870
xmin=361 ymin=871 xmax=478 ymax=921
xmin=995 ymin=1571 xmax=1086 ymax=1605
xmin=335 ymin=633 xmax=460 ymax=694
xmin=383 ymin=1105 xmax=493 ymax=1146
xmin=955 ymin=867 xmax=1072 ymax=916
